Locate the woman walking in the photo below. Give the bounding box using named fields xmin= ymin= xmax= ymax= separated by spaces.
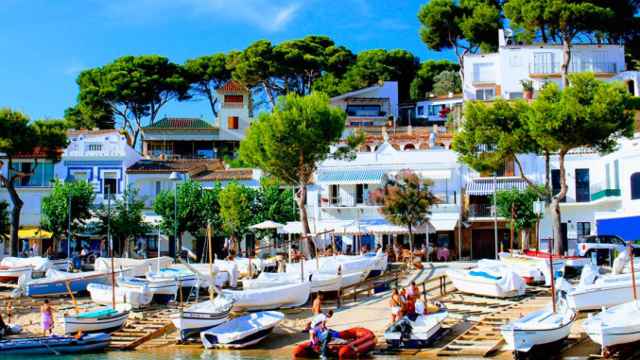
xmin=40 ymin=299 xmax=54 ymax=336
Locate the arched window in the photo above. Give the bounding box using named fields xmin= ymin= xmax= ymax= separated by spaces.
xmin=631 ymin=172 xmax=640 ymax=200
xmin=404 ymin=143 xmax=416 ymax=151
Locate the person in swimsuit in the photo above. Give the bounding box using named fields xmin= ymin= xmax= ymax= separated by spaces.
xmin=41 ymin=299 xmax=54 ymax=336
xmin=312 ymin=293 xmax=322 ymax=315
xmin=390 ymin=288 xmax=404 ymax=323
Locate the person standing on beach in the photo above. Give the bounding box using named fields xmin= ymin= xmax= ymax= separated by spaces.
xmin=40 ymin=299 xmax=54 ymax=336
xmin=389 ymin=288 xmax=404 ymax=323
xmin=312 ymin=293 xmax=322 ymax=315
xmin=6 ymin=301 xmax=13 ymax=324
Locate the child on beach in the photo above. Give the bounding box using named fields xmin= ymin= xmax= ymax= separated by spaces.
xmin=40 ymin=299 xmax=54 ymax=336
xmin=389 ymin=288 xmax=404 ymax=323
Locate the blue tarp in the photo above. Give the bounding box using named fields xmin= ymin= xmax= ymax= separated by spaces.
xmin=597 ymin=215 xmax=640 ymax=241
xmin=469 ymin=270 xmax=501 ymax=280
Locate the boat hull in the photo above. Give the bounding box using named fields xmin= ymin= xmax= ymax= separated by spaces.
xmin=293 ymin=327 xmax=376 ymax=359
xmin=384 ymin=311 xmax=448 ymax=348
xmin=223 ymin=281 xmax=310 ymax=311
xmin=171 ymin=298 xmax=234 ymax=341
xmin=0 ymin=266 xmax=32 ymax=283
xmin=26 ymin=272 xmax=110 ymax=297
xmin=200 ymin=311 xmax=284 ymax=349
xmin=501 ymin=309 xmax=576 ymax=353
xmin=582 ymin=300 xmax=640 ymax=348
xmin=0 ymin=333 xmax=111 ymax=355
xmin=567 ymin=281 xmax=640 ymax=311
xmin=447 ymin=269 xmax=524 ymax=298
xmin=63 ymin=310 xmax=129 ymax=335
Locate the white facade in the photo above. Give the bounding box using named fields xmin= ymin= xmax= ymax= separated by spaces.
xmin=415 ymin=95 xmax=463 ymax=124
xmin=331 ymin=81 xmax=399 ymax=128
xmin=463 ymin=30 xmax=626 ymax=101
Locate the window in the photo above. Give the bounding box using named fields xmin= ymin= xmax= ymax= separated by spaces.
xmin=227 ymin=116 xmax=239 ymax=129
xmin=427 ymin=105 xmax=442 ymax=116
xmin=86 ymin=143 xmax=102 ymax=152
xmin=533 ymin=52 xmax=555 ymax=73
xmin=473 ymin=63 xmax=494 ymax=83
xmin=417 ymin=106 xmax=424 ymax=116
xmin=509 ymin=92 xmax=523 ymax=99
xmin=475 ymin=88 xmax=495 ymax=101
xmin=103 ymin=172 xmax=118 ymax=197
xmin=224 ymin=95 xmax=243 ymax=104
xmin=345 ymin=105 xmax=383 ymax=117
xmin=72 ymin=170 xmax=89 ymax=182
xmin=329 ymin=185 xmax=339 ymax=205
xmin=631 ymin=173 xmax=640 ymax=200
xmin=9 ymin=161 xmax=55 ymax=187
xmin=575 ymin=168 xmax=590 ymax=202
xmin=356 ymin=184 xmax=368 ymax=204
xmin=148 ymin=143 xmax=172 ymax=157
xmin=577 ymin=222 xmax=591 ymax=238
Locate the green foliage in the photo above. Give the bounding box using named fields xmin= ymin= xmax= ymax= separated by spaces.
xmin=64 ymin=101 xmax=115 ymax=130
xmin=74 ymin=55 xmax=190 ymax=148
xmin=527 ymin=73 xmax=634 ymax=155
xmin=41 ymin=179 xmax=95 ymax=239
xmin=418 ymin=0 xmax=502 ymax=55
xmin=218 ymin=182 xmax=257 ymax=246
xmin=153 ymin=179 xmax=207 ymax=238
xmin=239 ymin=92 xmax=346 ymax=185
xmin=496 ymin=187 xmax=544 ymax=231
xmin=410 ymin=60 xmax=460 ymax=100
xmin=452 ymin=99 xmax=538 ymax=175
xmin=314 ymin=49 xmax=419 ymax=101
xmin=520 ymin=80 xmax=534 ymax=92
xmin=432 ymin=70 xmax=462 ymax=96
xmin=183 ymin=53 xmax=232 ymax=118
xmin=95 ymin=188 xmax=150 ymax=255
xmin=254 ymin=178 xmax=297 ymax=225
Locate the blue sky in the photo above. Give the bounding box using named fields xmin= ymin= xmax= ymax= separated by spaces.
xmin=0 ymin=0 xmax=453 ymax=121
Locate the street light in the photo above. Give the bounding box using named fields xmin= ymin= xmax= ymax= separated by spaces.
xmin=168 ymin=171 xmax=184 ymax=259
xmin=492 ymin=174 xmax=498 ymax=259
xmin=64 ymin=174 xmax=75 ymax=259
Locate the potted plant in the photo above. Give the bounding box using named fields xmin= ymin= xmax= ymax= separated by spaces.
xmin=521 ymin=79 xmax=534 ymax=100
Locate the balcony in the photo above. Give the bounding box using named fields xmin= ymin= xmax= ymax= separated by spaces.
xmin=469 ymin=204 xmax=493 ymax=218
xmin=529 ymin=61 xmax=617 ymax=77
xmin=591 ymin=188 xmax=621 ymax=201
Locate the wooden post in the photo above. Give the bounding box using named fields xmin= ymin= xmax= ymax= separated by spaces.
xmin=549 ymin=237 xmax=556 ymax=313
xmin=630 ymin=243 xmax=637 ymax=301
xmin=510 ymin=203 xmax=515 ymax=251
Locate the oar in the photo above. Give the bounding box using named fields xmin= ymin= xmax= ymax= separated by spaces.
xmin=64 ymin=281 xmax=80 ymax=315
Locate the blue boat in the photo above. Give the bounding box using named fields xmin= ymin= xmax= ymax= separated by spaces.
xmin=25 ymin=270 xmax=110 ymax=297
xmin=0 ymin=333 xmax=111 ymax=355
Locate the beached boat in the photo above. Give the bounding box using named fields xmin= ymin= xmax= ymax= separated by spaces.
xmin=87 ymin=283 xmax=153 ymax=308
xmin=0 ymin=257 xmax=65 ymax=283
xmin=480 ymin=259 xmax=544 ymax=285
xmin=62 ymin=307 xmax=129 ymax=335
xmin=0 ymin=265 xmax=32 ymax=283
xmin=201 ymin=311 xmax=284 ymax=349
xmin=384 ymin=302 xmax=448 ymax=348
xmin=566 ymin=271 xmax=640 ymax=311
xmin=523 ymin=249 xmax=588 ymax=268
xmin=583 ymin=300 xmax=640 ymax=348
xmin=447 ymin=265 xmax=526 ymax=298
xmin=118 ymin=276 xmax=177 ymax=304
xmin=171 ymin=263 xmax=229 ymax=288
xmin=243 ymin=271 xmax=342 ymax=293
xmin=501 ymin=302 xmax=576 ymax=353
xmin=25 ymin=269 xmax=111 ymax=297
xmin=146 ymin=268 xmax=197 ymax=300
xmin=94 ymin=257 xmax=173 ymax=277
xmin=499 ymin=252 xmax=566 ymax=286
xmin=292 ymin=327 xmax=376 ymax=359
xmin=172 ymin=296 xmax=234 ymax=341
xmin=0 ymin=333 xmax=111 ymax=355
xmin=223 ymin=281 xmax=311 ymax=312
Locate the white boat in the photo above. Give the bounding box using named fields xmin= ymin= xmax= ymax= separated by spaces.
xmin=243 ymin=271 xmax=342 ymax=293
xmin=447 ymin=265 xmax=526 ymax=298
xmin=384 ymin=302 xmax=448 ymax=348
xmin=117 ymin=276 xmax=177 ymax=304
xmin=583 ymin=300 xmax=640 ymax=348
xmin=498 ymin=252 xmax=565 ymax=286
xmin=87 ymin=283 xmax=153 ymax=308
xmin=223 ymin=281 xmax=311 ymax=311
xmin=95 ymin=257 xmax=173 ymax=277
xmin=62 ymin=307 xmax=129 ymax=335
xmin=480 ymin=259 xmax=544 ymax=285
xmin=0 ymin=265 xmax=32 ymax=283
xmin=200 ymin=311 xmax=284 ymax=349
xmin=171 ymin=296 xmax=234 ymax=341
xmin=171 ymin=263 xmax=229 ymax=288
xmin=25 ymin=269 xmax=114 ymax=297
xmin=0 ymin=256 xmax=52 ymax=272
xmin=147 ymin=267 xmax=198 ymax=300
xmin=566 ymin=272 xmax=640 ymax=311
xmin=501 ymin=301 xmax=576 ymax=352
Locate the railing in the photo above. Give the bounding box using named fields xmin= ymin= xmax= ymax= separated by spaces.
xmin=65 ymin=143 xmax=125 ymax=157
xmin=469 ymin=203 xmax=493 ymax=218
xmin=529 ymin=61 xmax=617 ymax=75
xmin=590 ymin=182 xmax=621 ymax=202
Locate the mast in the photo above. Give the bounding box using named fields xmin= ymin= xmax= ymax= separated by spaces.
xmin=108 ymin=187 xmax=115 ymax=310
xmin=207 ymin=221 xmax=214 ymax=301
xmin=630 ymin=242 xmax=637 ymax=301
xmin=549 ymin=237 xmax=556 ymax=313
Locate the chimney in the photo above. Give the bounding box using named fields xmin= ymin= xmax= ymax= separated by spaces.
xmin=498 ymin=29 xmax=506 ymax=47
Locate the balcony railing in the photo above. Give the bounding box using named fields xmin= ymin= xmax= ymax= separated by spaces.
xmin=469 ymin=204 xmax=494 ymax=218
xmin=529 ymin=61 xmax=617 ymax=75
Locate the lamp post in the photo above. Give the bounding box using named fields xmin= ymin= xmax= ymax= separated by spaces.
xmin=533 ymin=200 xmax=545 ymax=251
xmin=168 ymin=171 xmax=184 ymax=259
xmin=64 ymin=174 xmax=75 ymax=259
xmin=492 ymin=174 xmax=498 ymax=259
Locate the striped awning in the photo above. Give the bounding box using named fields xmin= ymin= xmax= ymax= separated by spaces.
xmin=317 ymin=169 xmax=385 ymax=185
xmin=466 ymin=177 xmax=529 ymax=196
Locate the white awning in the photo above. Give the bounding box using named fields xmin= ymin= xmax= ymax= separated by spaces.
xmin=466 ymin=177 xmax=528 ymax=196
xmin=430 ymin=218 xmax=458 ymax=231
xmin=317 ymin=169 xmax=385 ymax=185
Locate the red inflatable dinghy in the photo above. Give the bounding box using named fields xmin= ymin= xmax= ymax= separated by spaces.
xmin=292 ymin=327 xmax=376 ymax=359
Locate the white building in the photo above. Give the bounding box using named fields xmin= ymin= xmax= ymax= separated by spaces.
xmin=330 ymin=81 xmax=398 ymax=128
xmin=300 ymin=141 xmax=464 ymax=258
xmin=463 ymin=29 xmax=631 ymax=101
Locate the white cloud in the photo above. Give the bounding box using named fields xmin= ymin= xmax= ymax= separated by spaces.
xmin=101 ymin=0 xmax=303 ymax=32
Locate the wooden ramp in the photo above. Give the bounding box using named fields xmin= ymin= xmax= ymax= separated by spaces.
xmin=109 ymin=309 xmax=177 ymax=350
xmin=437 ymin=295 xmax=550 ymax=357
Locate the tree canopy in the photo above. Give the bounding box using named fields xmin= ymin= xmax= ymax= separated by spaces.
xmin=410 ymin=60 xmax=460 ymax=100
xmin=95 ymin=188 xmax=150 ymax=256
xmin=418 ymin=0 xmax=503 ymax=82
xmin=239 ymin=92 xmax=348 ymax=257
xmin=41 ymin=179 xmax=95 ymax=250
xmin=74 ymin=55 xmax=190 ymax=148
xmin=0 ymin=109 xmax=68 ymax=255
xmin=496 ymin=186 xmax=543 ymax=250
xmin=218 ymin=182 xmax=256 ymax=251
xmin=183 ymin=53 xmax=232 ymax=118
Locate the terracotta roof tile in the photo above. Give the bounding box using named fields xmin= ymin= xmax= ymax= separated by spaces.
xmin=192 ymin=168 xmax=254 ymax=181
xmin=67 ymin=129 xmax=120 ymax=137
xmin=126 ymin=159 xmax=224 ymax=174
xmin=217 ymin=80 xmax=248 ymax=93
